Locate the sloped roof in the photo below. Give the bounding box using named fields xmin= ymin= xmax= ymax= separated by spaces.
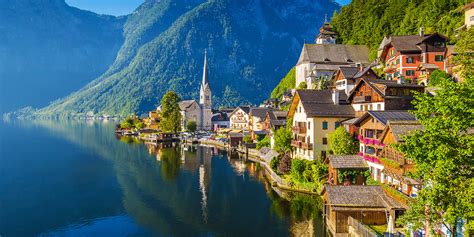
xmin=179 ymin=100 xmax=199 ymax=111
xmin=347 ymin=78 xmax=424 ymax=101
xmin=297 ymin=44 xmax=370 ymax=65
xmin=211 ymin=112 xmax=229 ymax=122
xmin=250 ymin=108 xmax=273 ymax=120
xmin=339 ymin=66 xmax=360 ymax=79
xmin=329 ymin=155 xmax=368 ymax=169
xmin=296 ymin=90 xmax=355 ymax=118
xmin=383 ymin=120 xmax=423 ymax=142
xmin=322 ymin=185 xmax=406 ymax=209
xmin=230 ymin=106 xmax=251 ymax=116
xmin=354 ymin=111 xmax=417 ymax=127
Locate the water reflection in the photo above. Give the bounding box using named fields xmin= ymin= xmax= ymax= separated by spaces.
xmin=1 ymin=120 xmax=326 ymax=237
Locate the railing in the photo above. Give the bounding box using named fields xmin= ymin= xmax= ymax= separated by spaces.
xmin=382 ymin=147 xmax=405 ymax=165
xmin=354 ymin=95 xmax=372 ymax=103
xmin=301 ymin=142 xmax=313 ymax=150
xmin=291 ymin=126 xmax=307 ymax=134
xmin=348 ymin=216 xmax=380 ymax=237
xmin=291 ymin=140 xmax=302 ymax=148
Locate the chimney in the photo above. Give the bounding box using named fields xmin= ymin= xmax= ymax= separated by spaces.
xmin=356 ymin=62 xmax=363 ymax=71
xmin=419 ymin=27 xmax=424 ymax=37
xmin=332 ymin=89 xmax=339 ymax=105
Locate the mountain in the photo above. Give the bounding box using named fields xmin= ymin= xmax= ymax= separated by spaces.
xmin=35 ymin=0 xmax=340 ymax=117
xmin=330 ymin=0 xmax=468 ymax=59
xmin=0 ymin=0 xmax=125 ymax=113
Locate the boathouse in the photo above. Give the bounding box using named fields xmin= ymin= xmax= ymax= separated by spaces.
xmin=328 ymin=155 xmax=369 ymax=185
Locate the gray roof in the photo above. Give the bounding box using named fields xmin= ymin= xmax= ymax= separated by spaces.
xmin=297 ymin=90 xmax=355 ymax=118
xmin=354 ymin=111 xmax=417 ymax=126
xmin=250 ymin=108 xmax=273 ymax=120
xmin=329 ymin=155 xmax=368 ymax=169
xmin=297 ymin=44 xmax=370 ymax=65
xmin=339 ymin=66 xmax=360 ymax=79
xmin=387 ymin=121 xmax=423 ymax=142
xmin=179 ymin=100 xmax=198 ymax=111
xmin=322 ymin=185 xmax=406 ymax=209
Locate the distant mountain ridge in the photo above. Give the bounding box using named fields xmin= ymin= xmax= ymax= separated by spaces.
xmin=0 ymin=0 xmax=126 ymax=114
xmin=33 ymin=0 xmax=340 ymax=117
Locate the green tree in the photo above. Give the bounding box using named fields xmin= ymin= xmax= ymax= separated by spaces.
xmin=256 ymin=136 xmax=271 ymax=149
xmin=160 ymin=91 xmax=182 ymax=133
xmin=243 ymin=135 xmax=252 ymax=144
xmin=186 ymin=120 xmax=197 ymax=133
xmin=328 ymin=127 xmax=359 ymax=155
xmin=273 ymin=127 xmax=293 ymax=153
xmin=397 ymin=79 xmax=474 ymax=235
xmin=291 ymin=159 xmax=307 ymax=182
xmin=428 ymin=69 xmax=452 ymax=86
xmin=453 ymin=28 xmax=474 ymax=83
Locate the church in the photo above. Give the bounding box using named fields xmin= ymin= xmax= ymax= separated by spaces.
xmin=179 ymin=51 xmax=213 ymax=131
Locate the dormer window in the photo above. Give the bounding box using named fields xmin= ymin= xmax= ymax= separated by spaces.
xmin=345 ymin=58 xmax=353 ymax=63
xmin=323 ymin=58 xmax=331 ymax=62
xmin=434 ymin=42 xmax=445 ymax=48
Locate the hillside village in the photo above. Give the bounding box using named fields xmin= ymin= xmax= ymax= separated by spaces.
xmin=117 ymin=3 xmax=474 ymax=237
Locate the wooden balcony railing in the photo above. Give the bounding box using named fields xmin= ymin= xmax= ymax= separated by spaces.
xmin=301 ymin=142 xmax=313 ymax=150
xmin=353 ymin=95 xmax=372 ymax=103
xmin=382 ymin=147 xmax=406 ymax=165
xmin=291 ymin=126 xmax=307 ymax=134
xmin=291 ymin=140 xmax=302 ymax=148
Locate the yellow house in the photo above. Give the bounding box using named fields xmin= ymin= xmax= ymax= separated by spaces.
xmin=288 ymin=89 xmax=355 ymax=160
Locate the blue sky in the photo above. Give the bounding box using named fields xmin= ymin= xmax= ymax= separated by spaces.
xmin=66 ymin=0 xmax=350 ymax=16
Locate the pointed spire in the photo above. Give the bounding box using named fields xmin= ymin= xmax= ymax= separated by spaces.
xmin=202 ymin=49 xmax=209 ymax=88
xmin=324 ymin=14 xmax=328 ymax=23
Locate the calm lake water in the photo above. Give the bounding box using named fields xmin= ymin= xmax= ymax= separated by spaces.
xmin=0 ymin=120 xmax=325 ymax=237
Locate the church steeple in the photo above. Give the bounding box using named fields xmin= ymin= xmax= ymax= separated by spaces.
xmin=200 ymin=49 xmax=211 ymax=109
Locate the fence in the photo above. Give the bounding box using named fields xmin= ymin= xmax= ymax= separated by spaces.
xmin=348 ymin=216 xmax=380 ymax=237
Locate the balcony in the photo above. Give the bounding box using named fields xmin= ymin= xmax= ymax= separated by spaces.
xmin=291 ymin=126 xmax=307 ymax=134
xmin=384 ymin=65 xmax=397 ymax=73
xmin=353 ymin=95 xmax=371 ymax=103
xmin=291 ymin=140 xmax=302 ymax=148
xmin=301 ymin=142 xmax=313 ymax=150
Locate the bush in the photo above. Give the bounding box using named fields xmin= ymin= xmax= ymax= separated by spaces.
xmin=297 ymin=81 xmax=307 ymax=89
xmin=243 ymin=135 xmax=252 ymax=144
xmin=428 ymin=69 xmax=452 ymax=86
xmin=186 ymin=120 xmax=197 ymax=133
xmin=291 ymin=159 xmax=307 ymax=182
xmin=256 ymin=136 xmax=271 ymax=149
xmin=270 ymin=156 xmax=279 ymax=172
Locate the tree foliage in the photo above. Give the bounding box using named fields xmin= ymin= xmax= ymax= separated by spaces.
xmin=186 ymin=120 xmax=197 ymax=133
xmin=331 ymin=0 xmax=468 ymax=60
xmin=428 ymin=69 xmax=452 ymax=86
xmin=273 ymin=127 xmax=293 ymax=153
xmin=278 ymin=154 xmax=292 ymax=174
xmin=256 ymin=136 xmax=271 ymax=149
xmin=397 ymin=79 xmax=474 ymax=234
xmin=271 ymin=67 xmax=296 ymax=99
xmin=160 ymin=91 xmax=182 ymax=133
xmin=328 ymin=127 xmax=359 ymax=155
xmin=296 ymin=81 xmax=307 ymax=90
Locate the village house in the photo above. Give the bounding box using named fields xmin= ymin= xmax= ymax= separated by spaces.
xmin=333 ymin=66 xmax=379 ymax=95
xmin=229 ymin=106 xmax=251 ymax=130
xmin=211 ymin=112 xmax=230 ymax=131
xmin=379 ymin=120 xmax=424 ymax=197
xmin=249 ymin=107 xmax=274 ymax=140
xmin=378 ymin=29 xmax=448 ymax=85
xmin=142 ymin=108 xmax=160 ymax=130
xmin=352 ymin=111 xmax=417 ymax=183
xmin=321 ymin=185 xmax=406 ymax=236
xmin=179 ymin=51 xmax=213 ymax=131
xmin=347 ymin=77 xmax=424 ymax=117
xmin=262 ymin=110 xmax=287 ymax=148
xmin=328 ymin=155 xmax=369 ymax=185
xmin=288 ymin=90 xmax=355 ymax=160
xmin=295 ymin=22 xmax=370 ymax=89
xmin=459 ymin=2 xmax=474 ymax=30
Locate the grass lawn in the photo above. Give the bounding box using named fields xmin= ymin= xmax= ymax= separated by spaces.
xmin=369 ymin=224 xmax=387 ymax=235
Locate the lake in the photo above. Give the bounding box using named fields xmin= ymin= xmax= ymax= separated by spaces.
xmin=0 ymin=120 xmax=325 ymax=237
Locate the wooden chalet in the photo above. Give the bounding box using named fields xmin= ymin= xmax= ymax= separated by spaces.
xmin=347 ymin=78 xmax=424 ymax=117
xmin=328 ymin=155 xmax=369 ymax=185
xmin=321 ymin=185 xmax=406 ymax=236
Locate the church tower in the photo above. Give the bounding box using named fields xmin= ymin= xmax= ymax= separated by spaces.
xmin=315 ymin=15 xmax=337 ymax=44
xmin=199 ymin=50 xmax=212 ymax=130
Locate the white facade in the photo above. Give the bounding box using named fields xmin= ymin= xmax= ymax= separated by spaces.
xmin=229 ymin=108 xmax=249 ymax=130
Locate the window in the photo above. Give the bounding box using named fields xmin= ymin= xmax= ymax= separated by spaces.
xmin=308 ymin=121 xmax=311 ymax=130
xmin=322 ymin=121 xmax=328 ymax=130
xmin=369 ymin=104 xmax=373 ymax=110
xmin=377 ymin=104 xmax=382 ymax=110
xmin=434 ymin=42 xmax=445 ymax=48
xmin=335 ymin=121 xmax=340 ymax=128
xmin=471 ymin=15 xmax=474 ymax=22
xmin=435 ymin=55 xmax=444 ymax=62
xmin=360 ymin=105 xmax=363 ymax=111
xmin=406 ymin=57 xmax=414 ymax=63
xmin=406 ymin=70 xmax=415 ymax=76
xmin=322 ymin=138 xmax=328 ymax=145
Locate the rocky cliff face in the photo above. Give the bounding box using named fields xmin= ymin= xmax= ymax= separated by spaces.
xmin=35 ymin=0 xmax=339 ymax=117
